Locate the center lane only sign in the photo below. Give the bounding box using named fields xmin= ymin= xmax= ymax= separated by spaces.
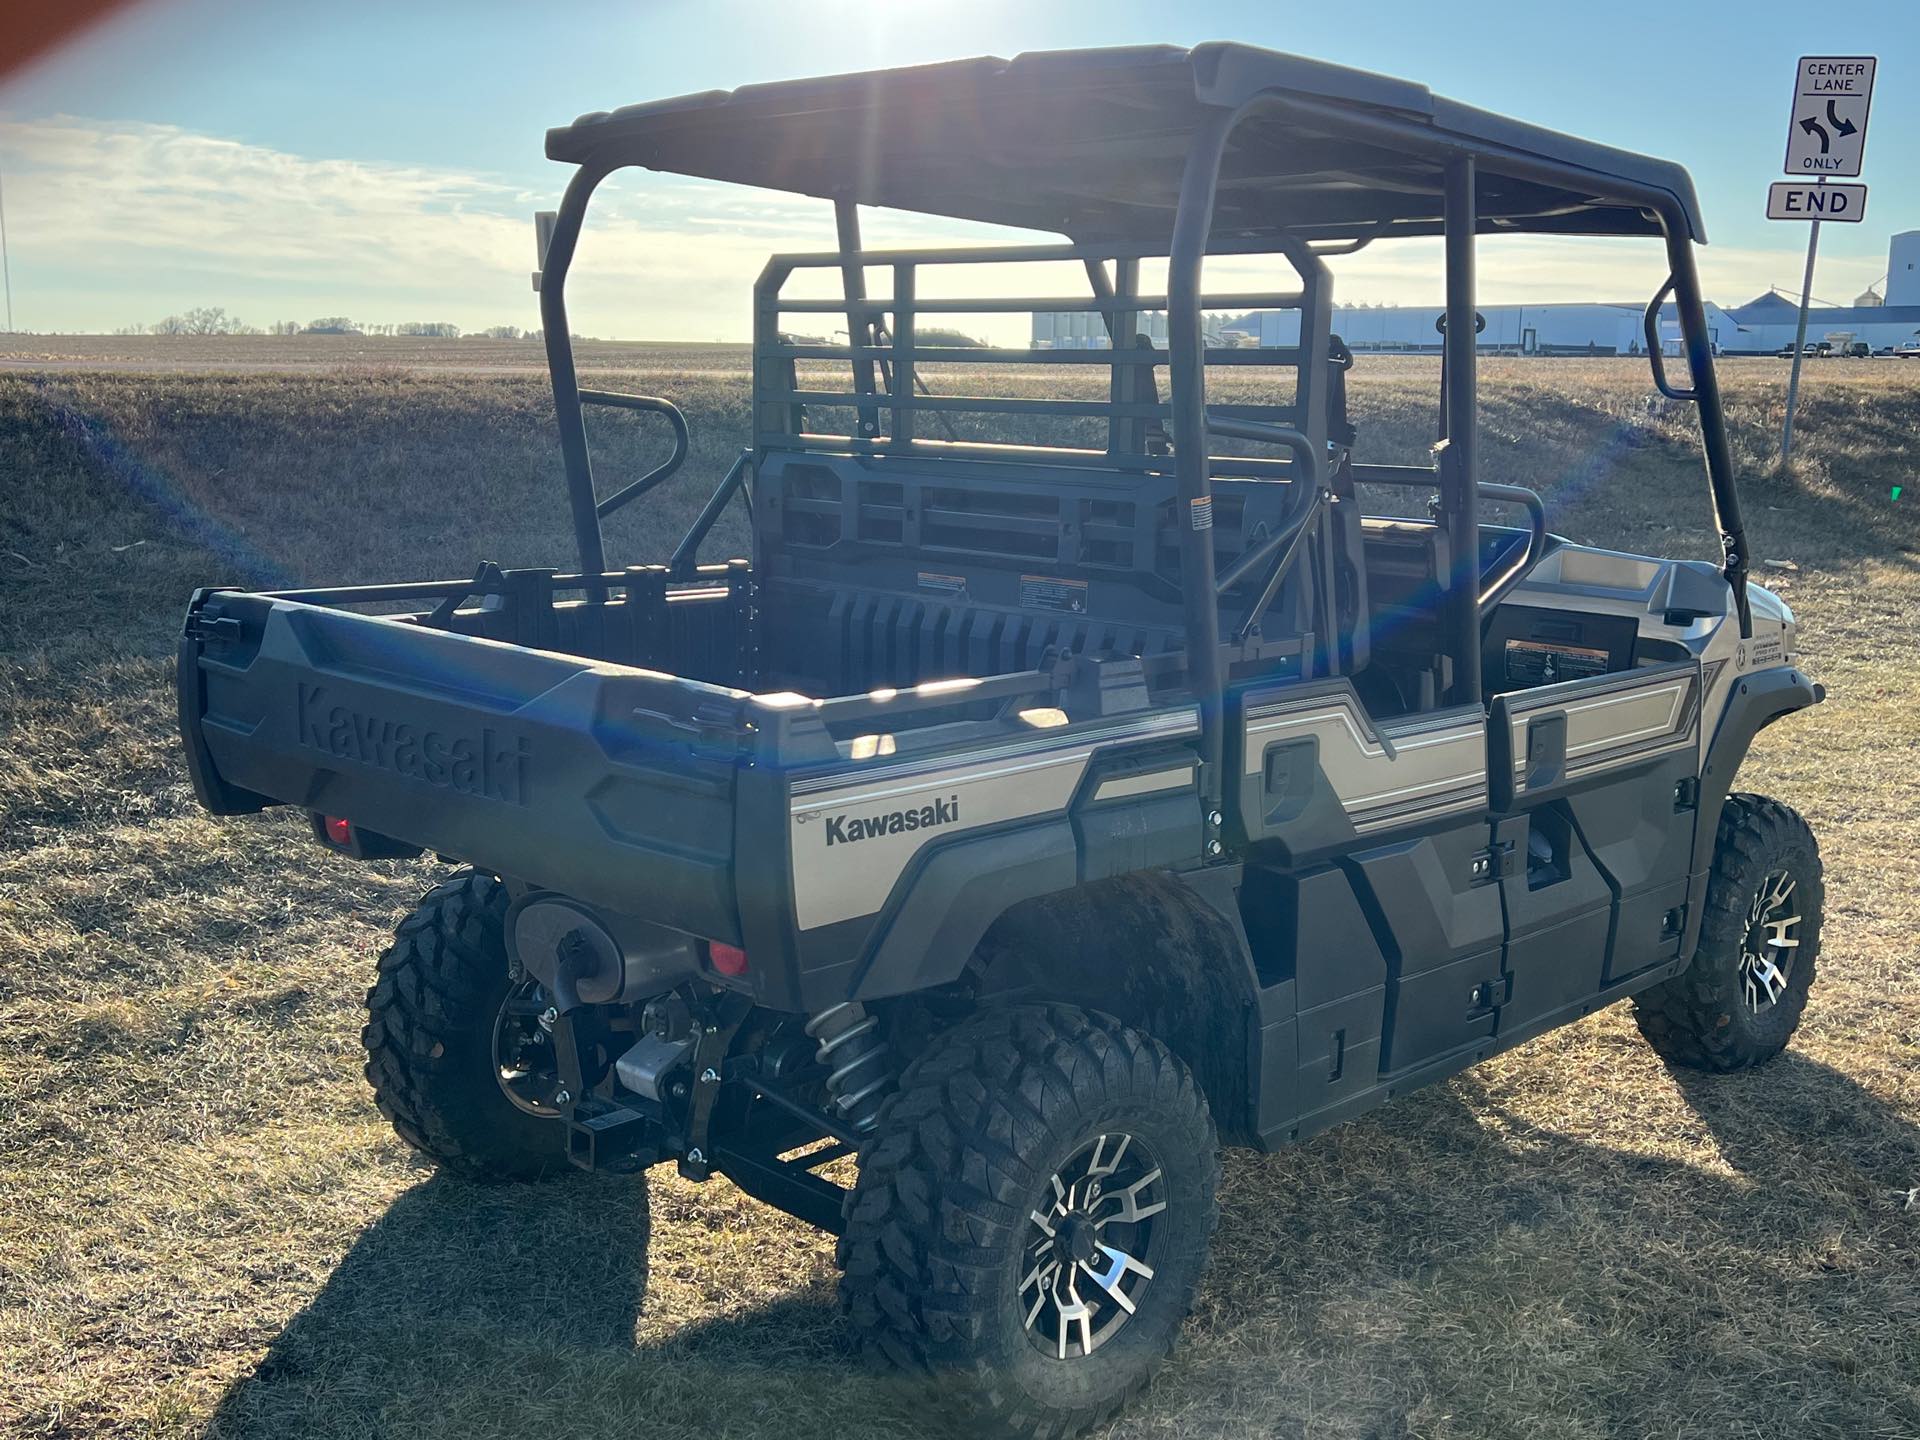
xmin=1784 ymin=56 xmax=1875 ymax=176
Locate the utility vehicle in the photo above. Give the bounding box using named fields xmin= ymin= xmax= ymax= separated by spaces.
xmin=178 ymin=45 xmax=1824 ymax=1438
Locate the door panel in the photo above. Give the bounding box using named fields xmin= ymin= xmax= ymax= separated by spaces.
xmin=1232 ymin=681 xmax=1499 ymax=1091
xmin=1345 ymin=822 xmax=1506 ymax=1078
xmin=1489 ymin=660 xmax=1703 ymax=1009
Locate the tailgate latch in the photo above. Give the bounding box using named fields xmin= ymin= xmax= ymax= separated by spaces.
xmin=185 ymin=613 xmax=243 ymax=645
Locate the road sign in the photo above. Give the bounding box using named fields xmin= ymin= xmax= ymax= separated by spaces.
xmin=1767 ymin=181 xmax=1867 ymax=222
xmin=1778 ymin=55 xmax=1876 ymax=465
xmin=1784 ymin=56 xmax=1875 ymax=177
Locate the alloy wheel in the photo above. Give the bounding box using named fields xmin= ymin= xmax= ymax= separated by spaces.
xmin=1739 ymin=868 xmax=1802 ymax=1014
xmin=1019 ymin=1131 xmax=1166 ymax=1360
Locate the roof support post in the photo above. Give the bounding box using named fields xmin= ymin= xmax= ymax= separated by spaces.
xmin=1167 ymin=103 xmax=1240 ymax=835
xmin=540 ymin=160 xmax=613 ymax=597
xmin=1083 ymin=255 xmax=1141 ymax=455
xmin=834 ymin=199 xmax=883 ymax=441
xmin=1661 ymin=222 xmax=1753 ymax=637
xmin=1439 ymin=153 xmax=1482 ymax=708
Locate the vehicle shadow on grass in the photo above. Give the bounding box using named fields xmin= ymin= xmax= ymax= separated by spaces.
xmin=205 ymin=1050 xmax=1920 ymax=1440
xmin=201 ymin=1163 xmax=922 ymax=1440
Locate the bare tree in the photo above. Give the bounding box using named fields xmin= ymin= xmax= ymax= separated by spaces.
xmin=183 ymin=306 xmax=234 ymax=335
xmin=149 ymin=314 xmax=189 ymax=335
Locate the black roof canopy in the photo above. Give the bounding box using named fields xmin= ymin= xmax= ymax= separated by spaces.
xmin=546 ymin=43 xmax=1707 ymax=244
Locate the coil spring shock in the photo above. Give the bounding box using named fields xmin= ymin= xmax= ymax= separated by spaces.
xmin=805 ymin=1002 xmax=891 ymax=1133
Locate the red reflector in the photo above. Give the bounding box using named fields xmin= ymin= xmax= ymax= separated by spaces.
xmin=323 ymin=815 xmax=353 ymax=846
xmin=708 ymin=941 xmax=749 ymax=977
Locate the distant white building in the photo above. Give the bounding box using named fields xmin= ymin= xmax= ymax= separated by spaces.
xmin=1887 ymin=231 xmax=1920 ymax=307
xmin=1030 ymin=311 xmax=1241 ymax=349
xmin=1029 ymin=232 xmax=1920 ymax=357
xmin=1034 ymin=309 xmax=1168 ymax=348
xmin=1219 ymin=301 xmax=1735 ymax=356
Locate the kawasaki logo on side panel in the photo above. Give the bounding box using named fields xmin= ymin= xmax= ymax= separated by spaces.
xmin=825 ymin=795 xmax=958 ymax=847
xmin=296 ymin=682 xmax=529 ymax=805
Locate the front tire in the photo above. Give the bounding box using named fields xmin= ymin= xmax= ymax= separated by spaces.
xmin=362 ymin=869 xmax=566 ymax=1178
xmin=1633 ymin=793 xmax=1823 ymax=1071
xmin=838 ymin=1004 xmax=1219 ymax=1439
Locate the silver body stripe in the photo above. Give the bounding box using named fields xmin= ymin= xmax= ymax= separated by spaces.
xmin=788 ymin=709 xmax=1199 ymax=930
xmin=1244 ymin=693 xmax=1487 ymax=830
xmin=788 ymin=707 xmax=1199 ymax=796
xmin=1507 ymin=670 xmax=1699 ymax=793
xmin=1091 ymin=765 xmax=1198 ymax=802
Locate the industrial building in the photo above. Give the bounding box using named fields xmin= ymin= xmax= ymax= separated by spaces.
xmin=1031 ymin=231 xmax=1920 ymax=357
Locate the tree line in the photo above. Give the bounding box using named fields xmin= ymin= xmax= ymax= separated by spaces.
xmin=119 ymin=306 xmax=539 ymax=340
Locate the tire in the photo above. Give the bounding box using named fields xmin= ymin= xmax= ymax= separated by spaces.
xmin=362 ymin=869 xmax=565 ymax=1178
xmin=838 ymin=1004 xmax=1219 ymax=1440
xmin=1633 ymin=794 xmax=1822 ymax=1071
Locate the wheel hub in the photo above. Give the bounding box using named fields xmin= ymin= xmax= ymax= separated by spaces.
xmin=1019 ymin=1132 xmax=1166 ymax=1361
xmin=1057 ymin=1214 xmax=1100 ymax=1265
xmin=1738 ymin=868 xmax=1802 ymax=1015
xmin=492 ymin=978 xmax=564 ymax=1116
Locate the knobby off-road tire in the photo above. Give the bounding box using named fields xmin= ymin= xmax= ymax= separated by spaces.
xmin=363 ymin=869 xmax=565 ymax=1178
xmin=1634 ymin=794 xmax=1823 ymax=1071
xmin=838 ymin=1004 xmax=1219 ymax=1440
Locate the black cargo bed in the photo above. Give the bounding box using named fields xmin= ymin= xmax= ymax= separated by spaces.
xmin=179 ymin=588 xmax=750 ymax=943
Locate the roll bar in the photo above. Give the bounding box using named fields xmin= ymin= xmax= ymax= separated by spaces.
xmin=535 ymin=82 xmax=1753 ymax=835
xmin=580 ymin=390 xmax=689 ymax=517
xmin=1641 ymin=280 xmax=1695 ymax=402
xmin=1476 ymin=483 xmax=1549 ymax=613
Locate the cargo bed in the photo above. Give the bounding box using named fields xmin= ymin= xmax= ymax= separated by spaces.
xmin=180 ymin=582 xmax=756 ymax=942
xmin=176 ymin=567 xmax=1133 ymax=1000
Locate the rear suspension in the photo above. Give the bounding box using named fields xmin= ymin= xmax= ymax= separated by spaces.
xmin=805 ymin=1002 xmax=892 ymax=1134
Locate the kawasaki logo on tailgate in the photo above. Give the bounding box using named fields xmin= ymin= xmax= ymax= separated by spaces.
xmin=296 ymin=683 xmax=529 ymax=805
xmin=825 ymin=795 xmax=958 ymax=846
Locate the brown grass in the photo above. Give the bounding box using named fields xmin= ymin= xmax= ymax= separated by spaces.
xmin=1 ymin=352 xmax=1917 ymax=1439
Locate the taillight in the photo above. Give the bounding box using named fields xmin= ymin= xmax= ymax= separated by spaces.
xmin=707 ymin=940 xmax=750 ymax=977
xmin=306 ymin=811 xmax=423 ymax=861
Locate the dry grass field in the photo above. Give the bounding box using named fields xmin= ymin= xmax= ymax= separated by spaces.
xmin=2 ymin=346 xmax=1917 ymax=1439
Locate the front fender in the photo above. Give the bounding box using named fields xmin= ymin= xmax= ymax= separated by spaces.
xmin=1695 ymin=664 xmax=1821 ymax=860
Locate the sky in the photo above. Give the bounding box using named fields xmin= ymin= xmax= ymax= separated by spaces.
xmin=1 ymin=0 xmax=1916 ymax=339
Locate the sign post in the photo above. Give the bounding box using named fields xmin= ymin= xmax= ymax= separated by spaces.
xmin=1777 ymin=55 xmax=1875 ymax=464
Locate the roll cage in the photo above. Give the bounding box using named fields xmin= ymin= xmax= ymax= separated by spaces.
xmin=531 ymin=42 xmax=1751 ymax=824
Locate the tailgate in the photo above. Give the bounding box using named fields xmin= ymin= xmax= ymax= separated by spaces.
xmin=178 ymin=590 xmax=747 ymax=942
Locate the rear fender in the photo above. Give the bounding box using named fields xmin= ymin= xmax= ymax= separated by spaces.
xmin=966 ymin=871 xmax=1267 ymax=1144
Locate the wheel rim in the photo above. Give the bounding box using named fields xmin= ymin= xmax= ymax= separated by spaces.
xmin=1019 ymin=1132 xmax=1166 ymax=1360
xmin=1739 ymin=868 xmax=1802 ymax=1015
xmin=492 ymin=979 xmax=563 ymax=1117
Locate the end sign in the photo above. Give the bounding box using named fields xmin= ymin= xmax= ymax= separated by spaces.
xmin=1767 ymin=181 xmax=1867 ymax=223
xmin=1784 ymin=56 xmax=1874 ymax=176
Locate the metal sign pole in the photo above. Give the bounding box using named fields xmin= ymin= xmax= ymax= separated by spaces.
xmin=1781 ymin=184 xmax=1822 ymax=465
xmin=0 ymin=167 xmax=13 ymax=334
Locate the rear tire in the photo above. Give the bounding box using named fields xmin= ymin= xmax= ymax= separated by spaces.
xmin=363 ymin=869 xmax=565 ymax=1178
xmin=1633 ymin=793 xmax=1822 ymax=1071
xmin=838 ymin=1004 xmax=1219 ymax=1440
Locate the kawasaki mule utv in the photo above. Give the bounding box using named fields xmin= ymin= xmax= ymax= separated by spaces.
xmin=178 ymin=44 xmax=1824 ymax=1438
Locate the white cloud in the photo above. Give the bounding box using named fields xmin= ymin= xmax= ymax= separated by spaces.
xmin=0 ymin=115 xmax=839 ymax=335
xmin=0 ymin=115 xmax=1888 ymax=337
